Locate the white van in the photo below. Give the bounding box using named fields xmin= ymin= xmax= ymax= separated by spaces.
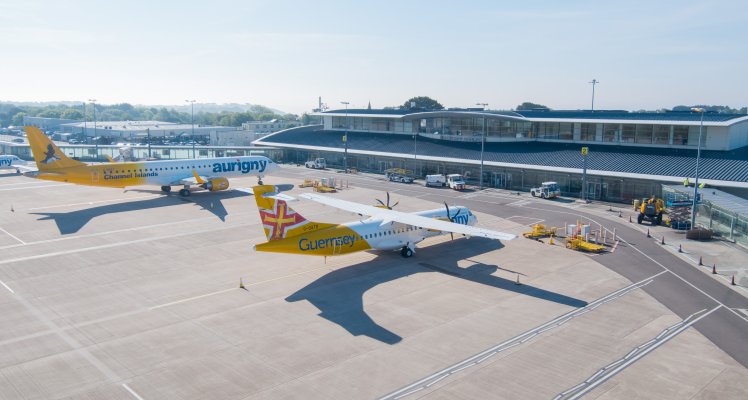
xmin=425 ymin=174 xmax=446 ymax=187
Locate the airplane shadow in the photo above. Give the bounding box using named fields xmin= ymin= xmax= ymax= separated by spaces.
xmin=285 ymin=238 xmax=588 ymax=345
xmin=31 ymin=189 xmax=249 ymax=234
xmin=0 ymin=171 xmax=23 ymax=177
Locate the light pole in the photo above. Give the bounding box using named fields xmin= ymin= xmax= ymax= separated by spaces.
xmin=589 ymin=79 xmax=598 ymax=111
xmin=146 ymin=128 xmax=152 ymax=159
xmin=88 ymin=99 xmax=97 ymax=161
xmin=82 ymin=102 xmax=87 ymax=143
xmin=186 ymin=100 xmax=196 ymax=158
xmin=476 ymin=103 xmax=488 ymax=189
xmin=341 ymin=101 xmax=349 ymax=172
xmin=690 ymin=107 xmax=705 ymax=229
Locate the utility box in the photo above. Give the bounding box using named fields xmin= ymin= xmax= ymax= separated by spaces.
xmin=567 ymin=224 xmax=590 ymax=238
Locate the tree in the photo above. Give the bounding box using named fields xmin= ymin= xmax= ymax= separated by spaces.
xmin=60 ymin=109 xmax=83 ymax=119
xmin=38 ymin=109 xmax=61 ymax=118
xmin=11 ymin=112 xmax=26 ymax=126
xmin=402 ymin=96 xmax=443 ymax=110
xmin=516 ymin=102 xmax=549 ymax=111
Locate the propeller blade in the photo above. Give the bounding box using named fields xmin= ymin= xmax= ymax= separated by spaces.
xmin=450 ymin=232 xmax=455 ymax=240
xmin=391 ymin=201 xmax=399 ymax=209
xmin=444 ymin=202 xmax=452 ymax=220
xmin=376 ymin=198 xmax=386 ymax=207
xmin=386 ymin=192 xmax=391 ymax=208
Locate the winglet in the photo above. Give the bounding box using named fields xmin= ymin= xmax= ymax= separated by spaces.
xmin=192 ymin=170 xmax=205 ymax=184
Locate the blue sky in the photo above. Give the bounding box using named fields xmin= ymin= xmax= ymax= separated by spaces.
xmin=1 ymin=0 xmax=745 ymax=114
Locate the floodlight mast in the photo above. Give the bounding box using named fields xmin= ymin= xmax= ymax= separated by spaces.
xmin=476 ymin=102 xmax=489 ymax=189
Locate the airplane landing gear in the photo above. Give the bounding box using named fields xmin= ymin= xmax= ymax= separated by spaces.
xmin=179 ymin=188 xmax=190 ymax=197
xmin=161 ymin=185 xmax=171 ymax=193
xmin=400 ymin=246 xmax=414 ymax=258
xmin=258 ymin=176 xmax=264 ymax=185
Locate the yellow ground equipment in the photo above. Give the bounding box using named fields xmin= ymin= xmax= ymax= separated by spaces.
xmin=565 ymin=236 xmax=605 ymax=253
xmin=313 ymin=177 xmax=337 ymax=193
xmin=522 ymin=224 xmax=557 ymax=239
xmin=314 ymin=185 xmax=337 ymax=193
xmin=637 ymin=197 xmax=665 ymax=225
xmin=299 ymin=179 xmax=315 ymax=188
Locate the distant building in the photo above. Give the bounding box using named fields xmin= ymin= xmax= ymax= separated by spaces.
xmin=242 ymin=119 xmax=301 ymax=139
xmin=59 ymin=120 xmax=237 ymax=142
xmin=23 ymin=116 xmax=80 ymax=131
xmin=209 ymin=130 xmax=255 ymax=147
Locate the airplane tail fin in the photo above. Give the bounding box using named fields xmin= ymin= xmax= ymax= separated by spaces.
xmin=252 ymin=184 xmax=332 ymax=241
xmin=25 ymin=126 xmax=85 ymax=171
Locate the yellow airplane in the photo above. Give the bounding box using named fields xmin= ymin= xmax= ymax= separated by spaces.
xmin=24 ymin=126 xmax=278 ymax=196
xmin=251 ymin=185 xmax=516 ymax=257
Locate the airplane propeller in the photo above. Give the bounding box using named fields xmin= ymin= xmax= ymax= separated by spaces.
xmin=376 ymin=192 xmax=399 ymax=210
xmin=444 ymin=202 xmax=463 ymax=240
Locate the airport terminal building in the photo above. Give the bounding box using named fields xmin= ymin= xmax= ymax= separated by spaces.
xmin=255 ymin=108 xmax=748 ymax=202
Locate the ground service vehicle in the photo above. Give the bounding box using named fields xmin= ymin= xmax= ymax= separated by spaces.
xmin=389 ymin=174 xmax=413 ymax=183
xmin=530 ymin=181 xmax=561 ymax=199
xmin=638 ymin=197 xmax=665 ymax=225
xmin=304 ymin=158 xmax=326 ymax=169
xmin=447 ymin=174 xmax=466 ymax=190
xmin=385 ymin=168 xmax=414 ymax=183
xmin=425 ymin=174 xmax=447 ymax=187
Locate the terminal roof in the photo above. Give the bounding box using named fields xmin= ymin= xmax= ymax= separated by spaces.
xmin=256 ymin=127 xmax=748 ymax=185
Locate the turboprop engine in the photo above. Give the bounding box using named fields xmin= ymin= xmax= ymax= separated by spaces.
xmin=201 ymin=177 xmax=229 ymax=191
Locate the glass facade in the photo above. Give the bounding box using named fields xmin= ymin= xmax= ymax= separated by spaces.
xmin=279 ymin=147 xmax=669 ymax=204
xmin=663 ymin=186 xmax=748 ymax=250
xmin=329 ymin=116 xmax=708 ymax=147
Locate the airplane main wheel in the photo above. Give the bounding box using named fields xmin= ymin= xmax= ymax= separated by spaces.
xmin=258 ymin=179 xmax=264 ymax=185
xmin=401 ymin=247 xmax=413 ymax=258
xmin=179 ymin=188 xmax=190 ymax=197
xmin=161 ymin=185 xmax=171 ymax=193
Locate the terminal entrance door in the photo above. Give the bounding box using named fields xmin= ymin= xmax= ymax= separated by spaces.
xmin=586 ymin=182 xmax=607 ymax=200
xmin=494 ymin=172 xmax=511 ymax=189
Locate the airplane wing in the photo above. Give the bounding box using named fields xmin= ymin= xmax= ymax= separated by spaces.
xmin=299 ymin=192 xmax=516 ymax=241
xmin=173 ymin=170 xmax=208 ymax=186
xmin=235 ymin=187 xmax=297 ymax=202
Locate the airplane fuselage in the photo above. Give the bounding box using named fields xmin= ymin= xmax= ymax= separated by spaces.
xmin=255 ymin=206 xmax=476 ymax=256
xmin=0 ymin=155 xmax=25 ymax=169
xmin=33 ymin=156 xmax=276 ymax=188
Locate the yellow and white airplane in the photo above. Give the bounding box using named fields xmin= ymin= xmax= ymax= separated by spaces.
xmin=251 ymin=185 xmax=516 ymax=257
xmin=25 ymin=126 xmax=278 ymax=196
xmin=0 ymin=154 xmax=29 ymax=173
